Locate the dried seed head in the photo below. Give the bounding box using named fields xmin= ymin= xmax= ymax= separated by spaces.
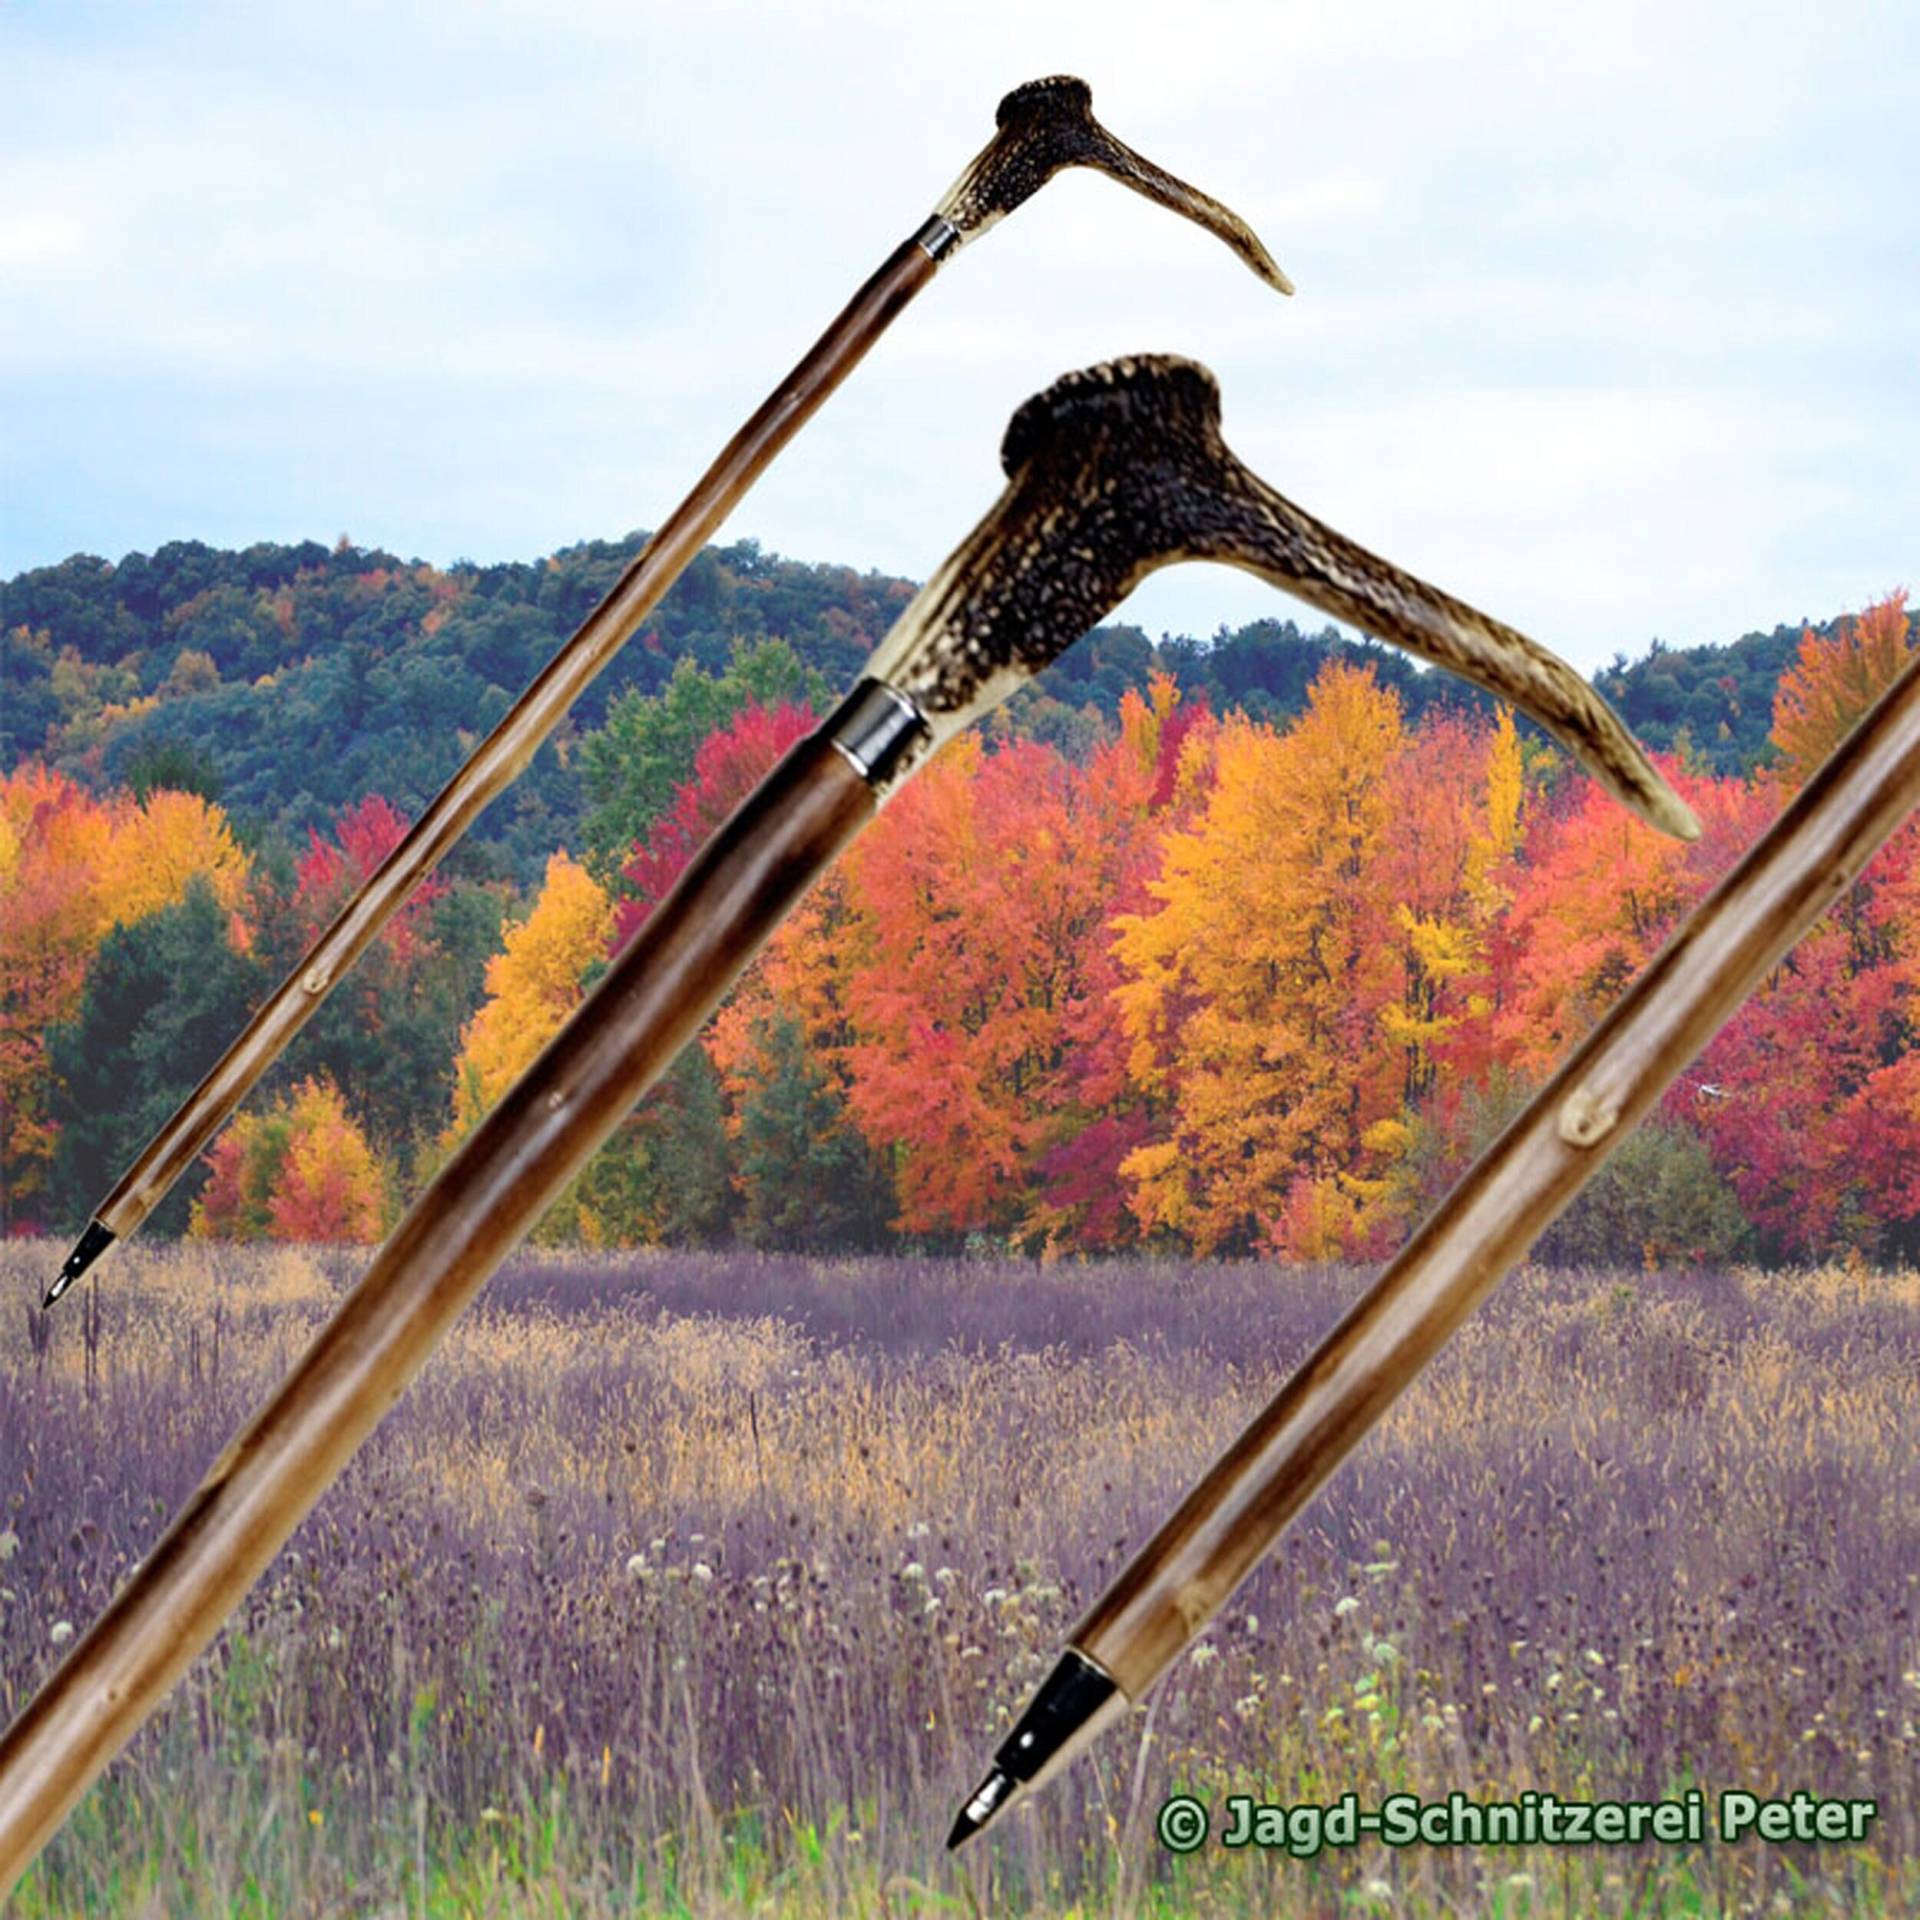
xmin=867 ymin=354 xmax=1697 ymax=840
xmin=934 ymin=76 xmax=1293 ymax=295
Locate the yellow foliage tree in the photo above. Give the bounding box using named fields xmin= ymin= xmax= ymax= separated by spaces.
xmin=96 ymin=788 xmax=250 ymax=936
xmin=1113 ymin=663 xmax=1407 ymax=1255
xmin=1468 ymin=704 xmax=1526 ymax=906
xmin=445 ymin=852 xmax=614 ymax=1139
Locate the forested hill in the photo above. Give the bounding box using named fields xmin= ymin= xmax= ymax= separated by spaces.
xmin=0 ymin=531 xmax=1871 ymax=879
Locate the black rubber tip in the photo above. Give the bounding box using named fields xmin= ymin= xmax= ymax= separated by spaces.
xmin=946 ymin=1766 xmax=1016 ymax=1850
xmin=45 ymin=1220 xmax=114 ymax=1310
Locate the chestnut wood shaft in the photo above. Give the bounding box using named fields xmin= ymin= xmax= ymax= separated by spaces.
xmin=91 ymin=238 xmax=935 ymax=1244
xmin=0 ymin=736 xmax=873 ymax=1894
xmin=1077 ymin=654 xmax=1920 ymax=1699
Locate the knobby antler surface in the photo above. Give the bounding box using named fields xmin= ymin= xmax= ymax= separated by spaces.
xmin=2 ymin=355 xmax=1681 ymax=1889
xmin=874 ymin=356 xmax=1697 ymax=840
xmin=935 ymin=76 xmax=1293 ymax=290
xmin=57 ymin=82 xmax=1293 ymax=1294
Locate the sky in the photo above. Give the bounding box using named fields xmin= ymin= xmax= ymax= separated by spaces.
xmin=2 ymin=0 xmax=1914 ymax=673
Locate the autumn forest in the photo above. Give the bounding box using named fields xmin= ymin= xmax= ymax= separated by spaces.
xmin=2 ymin=533 xmax=1914 ymax=1267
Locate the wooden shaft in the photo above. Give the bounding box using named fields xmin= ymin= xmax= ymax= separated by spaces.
xmin=1077 ymin=655 xmax=1920 ymax=1699
xmin=93 ymin=237 xmax=935 ymax=1242
xmin=0 ymin=734 xmax=874 ymax=1893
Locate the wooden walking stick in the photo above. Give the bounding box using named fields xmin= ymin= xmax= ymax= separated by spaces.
xmin=0 ymin=356 xmax=1688 ymax=1890
xmin=950 ymin=627 xmax=1920 ymax=1848
xmin=48 ymin=74 xmax=1297 ymax=1304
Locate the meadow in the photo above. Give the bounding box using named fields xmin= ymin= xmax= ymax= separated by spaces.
xmin=1 ymin=1241 xmax=1916 ymax=1918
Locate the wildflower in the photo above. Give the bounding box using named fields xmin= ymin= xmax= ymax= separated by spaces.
xmin=901 ymin=1562 xmax=925 ymax=1583
xmin=1234 ymin=1694 xmax=1261 ymax=1720
xmin=1364 ymin=1880 xmax=1393 ymax=1902
xmin=1546 ymin=1671 xmax=1563 ymax=1691
xmin=983 ymin=1588 xmax=1008 ymax=1608
xmin=1242 ymin=1614 xmax=1260 ymax=1634
xmin=0 ymin=1530 xmax=16 ymax=1563
xmin=48 ymin=1621 xmax=73 ymax=1646
xmin=308 ymin=1808 xmax=323 ymax=1828
xmin=907 ymin=1521 xmax=932 ymax=1540
xmin=1333 ymin=1595 xmax=1360 ymax=1618
xmin=1528 ymin=1714 xmax=1544 ymax=1734
xmin=934 ymin=1567 xmax=957 ymax=1585
xmin=1190 ymin=1642 xmax=1218 ymax=1667
xmin=624 ymin=1554 xmax=648 ymax=1580
xmin=1585 ymin=1648 xmax=1606 ymax=1667
xmin=1371 ymin=1639 xmax=1398 ymax=1664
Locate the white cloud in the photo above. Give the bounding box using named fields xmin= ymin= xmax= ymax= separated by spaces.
xmin=1 ymin=0 xmax=1912 ymax=671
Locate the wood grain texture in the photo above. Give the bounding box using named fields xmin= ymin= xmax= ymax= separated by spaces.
xmin=0 ymin=736 xmax=873 ymax=1894
xmin=1076 ymin=653 xmax=1920 ymax=1698
xmin=90 ymin=239 xmax=933 ymax=1244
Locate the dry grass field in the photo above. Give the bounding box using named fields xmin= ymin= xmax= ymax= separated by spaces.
xmin=2 ymin=1241 xmax=1917 ymax=1917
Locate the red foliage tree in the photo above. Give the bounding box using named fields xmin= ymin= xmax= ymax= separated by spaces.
xmin=610 ymin=700 xmax=816 ymax=950
xmin=294 ymin=794 xmax=443 ymax=962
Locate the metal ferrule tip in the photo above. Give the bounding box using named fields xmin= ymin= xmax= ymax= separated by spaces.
xmin=946 ymin=1647 xmax=1125 ymax=1848
xmin=46 ymin=1219 xmax=115 ymax=1309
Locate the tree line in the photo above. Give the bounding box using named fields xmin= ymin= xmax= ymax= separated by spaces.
xmin=3 ymin=533 xmax=1852 ymax=887
xmin=3 ymin=585 xmax=1911 ymax=1266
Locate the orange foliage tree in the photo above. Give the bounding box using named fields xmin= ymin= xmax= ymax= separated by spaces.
xmin=192 ymin=1075 xmax=386 ymax=1243
xmin=828 ymin=732 xmax=1140 ymax=1236
xmin=0 ymin=767 xmax=250 ymax=1225
xmin=1769 ymin=591 xmax=1913 ymax=783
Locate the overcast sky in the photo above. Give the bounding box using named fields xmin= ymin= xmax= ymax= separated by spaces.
xmin=3 ymin=0 xmax=1913 ymax=672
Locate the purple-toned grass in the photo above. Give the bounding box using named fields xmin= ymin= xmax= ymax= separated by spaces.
xmin=1 ymin=1241 xmax=1916 ymax=1917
